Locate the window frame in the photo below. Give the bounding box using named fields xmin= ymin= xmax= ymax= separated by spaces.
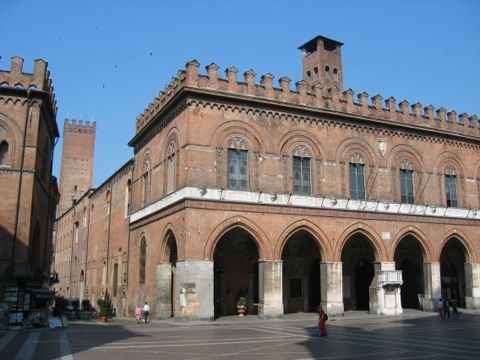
xmin=293 ymin=155 xmax=311 ymax=195
xmin=227 ymin=147 xmax=248 ymax=190
xmin=349 ymin=162 xmax=365 ymax=200
xmin=445 ymin=173 xmax=458 ymax=207
xmin=400 ymin=168 xmax=415 ymax=204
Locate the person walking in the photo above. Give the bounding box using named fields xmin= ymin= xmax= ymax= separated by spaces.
xmin=317 ymin=305 xmax=328 ymax=337
xmin=142 ymin=302 xmax=150 ymax=323
xmin=452 ymin=299 xmax=459 ymax=319
xmin=135 ymin=306 xmax=142 ymax=323
xmin=444 ymin=300 xmax=451 ymax=319
xmin=438 ymin=298 xmax=444 ymax=319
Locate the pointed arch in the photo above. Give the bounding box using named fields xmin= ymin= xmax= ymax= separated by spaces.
xmin=164 ymin=131 xmax=180 ymax=194
xmin=274 ymin=220 xmax=333 ymax=260
xmin=210 ymin=120 xmax=263 ymax=153
xmin=334 ymin=137 xmax=377 ymax=165
xmin=433 ymin=151 xmax=467 ymax=177
xmin=389 ymin=226 xmax=434 ymax=262
xmin=335 ymin=222 xmax=386 ymax=261
xmin=278 ymin=130 xmax=325 ymax=160
xmin=157 ymin=224 xmax=182 ymax=262
xmin=386 ymin=144 xmax=424 ymax=171
xmin=204 ymin=216 xmax=272 ymax=260
xmin=439 ymin=229 xmax=475 ymax=263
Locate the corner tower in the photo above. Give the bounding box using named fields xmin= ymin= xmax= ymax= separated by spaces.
xmin=298 ymin=35 xmax=344 ymax=90
xmin=58 ymin=119 xmax=96 ymax=215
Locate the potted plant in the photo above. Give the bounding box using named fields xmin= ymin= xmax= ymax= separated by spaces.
xmin=97 ymin=293 xmax=111 ymax=322
xmin=236 ymin=294 xmax=248 ymax=317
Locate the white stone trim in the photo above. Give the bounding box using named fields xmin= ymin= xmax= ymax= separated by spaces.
xmin=130 ymin=186 xmax=480 ymax=223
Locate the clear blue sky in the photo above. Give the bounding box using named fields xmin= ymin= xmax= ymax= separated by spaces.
xmin=2 ymin=0 xmax=479 ymax=186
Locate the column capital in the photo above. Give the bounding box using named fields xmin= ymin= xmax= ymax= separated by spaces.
xmin=258 ymin=259 xmax=283 ymax=264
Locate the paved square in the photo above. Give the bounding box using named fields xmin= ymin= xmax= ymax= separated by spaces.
xmin=1 ymin=312 xmax=480 ymax=359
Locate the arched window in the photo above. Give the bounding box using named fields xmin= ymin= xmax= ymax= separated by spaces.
xmin=445 ymin=166 xmax=458 ymax=207
xmin=349 ymin=152 xmax=365 ymax=200
xmin=105 ymin=190 xmax=111 ymax=215
xmin=74 ymin=221 xmax=79 ymax=243
xmin=141 ymin=159 xmax=150 ymax=207
xmin=324 ymin=66 xmax=331 ymax=81
xmin=400 ymin=159 xmax=414 ymax=204
xmin=0 ymin=141 xmax=9 ymax=165
xmin=333 ymin=68 xmax=339 ymax=82
xmin=292 ymin=144 xmax=311 ymax=195
xmin=166 ymin=143 xmax=176 ymax=193
xmin=125 ymin=179 xmax=132 ymax=218
xmin=227 ymin=136 xmax=248 ymax=190
xmin=139 ymin=237 xmax=146 ymax=284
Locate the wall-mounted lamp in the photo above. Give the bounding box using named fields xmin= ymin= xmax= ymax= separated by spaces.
xmin=270 ymin=193 xmax=277 ymax=202
xmin=383 ymin=202 xmax=390 ymax=210
xmin=198 ymin=185 xmax=207 ymax=196
xmin=472 ymin=209 xmax=478 ymax=217
xmin=331 ymin=198 xmax=337 ymax=206
xmin=431 ymin=205 xmax=436 ymax=213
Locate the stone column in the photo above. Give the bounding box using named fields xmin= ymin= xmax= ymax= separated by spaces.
xmin=423 ymin=262 xmax=441 ymax=311
xmin=369 ymin=262 xmax=403 ymax=315
xmin=174 ymin=260 xmax=214 ymax=321
xmin=320 ymin=262 xmax=344 ymax=316
xmin=465 ymin=262 xmax=480 ymax=309
xmin=156 ymin=262 xmax=173 ymax=319
xmin=258 ymin=260 xmax=283 ymax=318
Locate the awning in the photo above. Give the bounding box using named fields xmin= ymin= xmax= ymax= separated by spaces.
xmin=25 ymin=287 xmax=55 ymax=299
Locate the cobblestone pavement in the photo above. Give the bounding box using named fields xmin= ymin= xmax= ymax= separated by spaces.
xmin=1 ymin=310 xmax=480 ymax=360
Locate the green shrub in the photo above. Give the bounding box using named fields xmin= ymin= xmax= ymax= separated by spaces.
xmin=97 ymin=292 xmax=112 ymax=318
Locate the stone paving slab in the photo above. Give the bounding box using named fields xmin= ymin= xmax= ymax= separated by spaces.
xmin=1 ymin=309 xmax=480 ymax=359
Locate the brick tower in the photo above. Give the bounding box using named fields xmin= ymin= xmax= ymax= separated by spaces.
xmin=58 ymin=119 xmax=96 ymax=215
xmin=298 ymin=35 xmax=344 ymax=90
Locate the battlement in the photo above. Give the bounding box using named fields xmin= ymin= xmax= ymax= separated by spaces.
xmin=0 ymin=56 xmax=57 ymax=115
xmin=135 ymin=60 xmax=479 ymax=140
xmin=64 ymin=118 xmax=96 ymax=134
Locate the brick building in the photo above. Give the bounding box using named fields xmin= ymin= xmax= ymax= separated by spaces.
xmin=0 ymin=57 xmax=59 ymax=315
xmin=54 ymin=36 xmax=480 ymax=320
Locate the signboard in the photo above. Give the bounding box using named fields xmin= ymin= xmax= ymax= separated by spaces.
xmin=9 ymin=311 xmax=23 ymax=325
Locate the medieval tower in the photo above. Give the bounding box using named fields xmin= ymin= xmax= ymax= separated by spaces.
xmin=58 ymin=119 xmax=96 ymax=215
xmin=299 ymin=35 xmax=344 ymax=89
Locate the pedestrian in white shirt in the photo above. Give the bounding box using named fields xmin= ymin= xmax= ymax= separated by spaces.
xmin=142 ymin=302 xmax=150 ymax=323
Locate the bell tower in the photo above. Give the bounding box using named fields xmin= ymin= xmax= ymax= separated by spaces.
xmin=298 ymin=35 xmax=344 ymax=90
xmin=58 ymin=119 xmax=96 ymax=215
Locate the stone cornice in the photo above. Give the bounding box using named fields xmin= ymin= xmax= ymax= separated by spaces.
xmin=130 ymin=186 xmax=480 ymax=226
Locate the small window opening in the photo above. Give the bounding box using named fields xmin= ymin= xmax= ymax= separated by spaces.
xmin=323 ymin=40 xmax=337 ymax=52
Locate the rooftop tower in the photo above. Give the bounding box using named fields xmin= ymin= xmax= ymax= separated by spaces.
xmin=298 ymin=35 xmax=344 ymax=90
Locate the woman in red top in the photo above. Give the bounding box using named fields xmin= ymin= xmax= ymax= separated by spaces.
xmin=317 ymin=305 xmax=327 ymax=336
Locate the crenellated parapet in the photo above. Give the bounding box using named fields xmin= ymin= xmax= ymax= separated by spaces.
xmin=134 ymin=60 xmax=479 ymax=139
xmin=64 ymin=118 xmax=96 ymax=134
xmin=0 ymin=56 xmax=57 ymax=115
